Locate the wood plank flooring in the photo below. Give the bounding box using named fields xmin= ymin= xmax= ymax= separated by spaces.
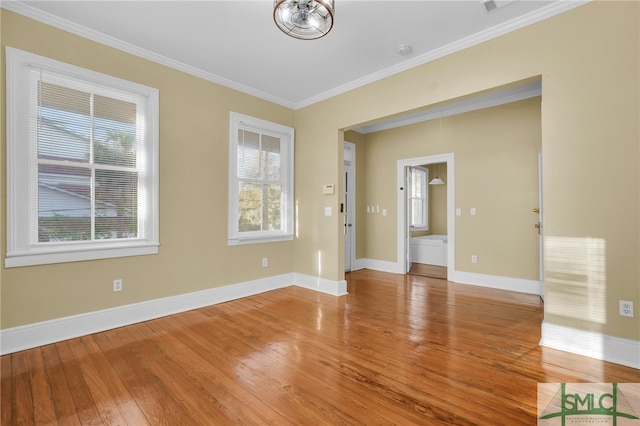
xmin=408 ymin=263 xmax=447 ymax=279
xmin=2 ymin=269 xmax=638 ymax=425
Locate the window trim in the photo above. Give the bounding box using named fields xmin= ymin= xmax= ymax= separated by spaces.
xmin=228 ymin=112 xmax=294 ymax=245
xmin=409 ymin=166 xmax=429 ymax=231
xmin=5 ymin=47 xmax=160 ymax=268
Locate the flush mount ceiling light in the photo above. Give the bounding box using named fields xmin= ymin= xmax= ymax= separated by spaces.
xmin=273 ymin=0 xmax=335 ymax=40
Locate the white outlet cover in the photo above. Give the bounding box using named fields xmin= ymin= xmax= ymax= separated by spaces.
xmin=619 ymin=300 xmax=634 ymax=317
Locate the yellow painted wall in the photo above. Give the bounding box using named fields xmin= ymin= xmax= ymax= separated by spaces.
xmin=360 ymin=98 xmax=541 ymax=281
xmin=0 ymin=10 xmax=295 ymax=328
xmin=294 ymin=1 xmax=639 ymax=340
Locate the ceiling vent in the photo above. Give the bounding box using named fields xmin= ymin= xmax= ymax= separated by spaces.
xmin=481 ymin=0 xmax=499 ymax=13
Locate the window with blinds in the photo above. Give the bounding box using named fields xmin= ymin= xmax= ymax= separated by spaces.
xmin=229 ymin=113 xmax=294 ymax=245
xmin=409 ymin=166 xmax=429 ymax=229
xmin=6 ymin=47 xmax=159 ymax=267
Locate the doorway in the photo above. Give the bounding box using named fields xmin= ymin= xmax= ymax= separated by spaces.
xmin=397 ymin=153 xmax=455 ymax=277
xmin=344 ymin=142 xmax=356 ymax=272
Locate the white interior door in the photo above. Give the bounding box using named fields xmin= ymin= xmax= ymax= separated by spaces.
xmin=538 ymin=152 xmax=544 ymax=300
xmin=344 ymin=142 xmax=355 ymax=272
xmin=405 ymin=166 xmax=412 ymax=272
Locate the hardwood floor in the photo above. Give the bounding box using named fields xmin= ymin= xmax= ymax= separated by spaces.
xmin=2 ymin=269 xmax=638 ymax=425
xmin=408 ymin=263 xmax=447 ymax=279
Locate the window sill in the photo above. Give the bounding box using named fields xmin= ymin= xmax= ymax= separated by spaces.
xmin=228 ymin=234 xmax=293 ymax=246
xmin=5 ymin=243 xmax=159 ymax=268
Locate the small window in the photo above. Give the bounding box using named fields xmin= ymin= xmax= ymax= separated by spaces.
xmin=5 ymin=47 xmax=159 ymax=267
xmin=228 ymin=112 xmax=294 ymax=245
xmin=409 ymin=166 xmax=429 ymax=230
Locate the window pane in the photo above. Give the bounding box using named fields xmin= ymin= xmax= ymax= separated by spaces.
xmin=95 ymin=170 xmax=138 ymax=239
xmin=238 ymin=130 xmax=260 ymax=179
xmin=411 ymin=199 xmax=423 ymax=227
xmin=93 ymin=95 xmax=137 ymax=167
xmin=264 ymin=184 xmax=282 ymax=231
xmin=38 ymin=82 xmax=91 ymax=162
xmin=411 ymin=172 xmax=424 ymax=197
xmin=238 ymin=181 xmax=262 ymax=232
xmin=262 ymin=135 xmax=281 ymax=181
xmin=38 ymin=164 xmax=91 ymax=242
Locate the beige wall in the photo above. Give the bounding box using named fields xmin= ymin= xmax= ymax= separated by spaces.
xmin=427 ymin=163 xmax=448 ymax=236
xmin=1 ymin=2 xmax=639 ymax=345
xmin=0 ymin=10 xmax=295 ymax=328
xmin=360 ymin=98 xmax=541 ymax=281
xmin=294 ymin=1 xmax=639 ymax=341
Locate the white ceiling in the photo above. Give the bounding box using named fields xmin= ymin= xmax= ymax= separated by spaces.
xmin=5 ymin=1 xmax=585 ymax=110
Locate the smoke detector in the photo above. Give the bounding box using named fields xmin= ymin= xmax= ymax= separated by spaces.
xmin=397 ymin=44 xmax=413 ymax=56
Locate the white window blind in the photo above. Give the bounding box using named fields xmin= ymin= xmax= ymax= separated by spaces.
xmin=6 ymin=47 xmax=159 ymax=267
xmin=35 ymin=74 xmax=142 ymax=242
xmin=237 ymin=128 xmax=283 ymax=233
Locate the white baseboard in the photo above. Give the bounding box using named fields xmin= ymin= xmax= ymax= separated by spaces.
xmin=449 ymin=271 xmax=540 ymax=295
xmin=357 ymin=260 xmax=541 ymax=295
xmin=540 ymin=322 xmax=640 ymax=369
xmin=354 ymin=258 xmax=404 ymax=274
xmin=0 ymin=273 xmax=347 ymax=355
xmin=294 ymin=273 xmax=348 ymax=296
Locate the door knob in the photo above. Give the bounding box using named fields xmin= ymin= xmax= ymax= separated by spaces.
xmin=533 ymin=208 xmax=540 ymax=213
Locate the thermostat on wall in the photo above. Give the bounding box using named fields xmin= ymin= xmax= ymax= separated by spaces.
xmin=322 ymin=184 xmax=335 ymax=195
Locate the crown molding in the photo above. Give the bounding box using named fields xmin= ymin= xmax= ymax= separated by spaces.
xmin=2 ymin=0 xmax=588 ymax=110
xmin=0 ymin=0 xmax=297 ymax=109
xmin=294 ymin=0 xmax=589 ymax=109
xmin=354 ymin=80 xmax=542 ymax=134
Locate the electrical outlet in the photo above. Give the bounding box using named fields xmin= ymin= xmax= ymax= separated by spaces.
xmin=113 ymin=279 xmax=122 ymax=292
xmin=471 ymin=255 xmax=478 ymax=264
xmin=619 ymin=300 xmax=634 ymax=318
xmin=262 ymin=257 xmax=268 ymax=267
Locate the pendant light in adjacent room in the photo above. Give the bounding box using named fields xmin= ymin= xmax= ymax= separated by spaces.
xmin=429 ymin=164 xmax=445 ymax=185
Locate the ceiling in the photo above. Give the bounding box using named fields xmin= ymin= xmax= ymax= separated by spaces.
xmin=6 ymin=1 xmax=585 ymax=110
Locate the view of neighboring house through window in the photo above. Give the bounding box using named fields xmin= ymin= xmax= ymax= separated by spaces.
xmin=228 ymin=112 xmax=294 ymax=245
xmin=5 ymin=48 xmax=159 ymax=267
xmin=38 ymin=83 xmax=138 ymax=242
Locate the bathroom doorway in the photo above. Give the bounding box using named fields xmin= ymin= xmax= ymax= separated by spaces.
xmin=397 ymin=153 xmax=455 ymax=278
xmin=407 ymin=162 xmax=448 ymax=279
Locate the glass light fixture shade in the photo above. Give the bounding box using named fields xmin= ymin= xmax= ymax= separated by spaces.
xmin=429 ymin=177 xmax=445 ymax=185
xmin=273 ymin=0 xmax=335 ymax=40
